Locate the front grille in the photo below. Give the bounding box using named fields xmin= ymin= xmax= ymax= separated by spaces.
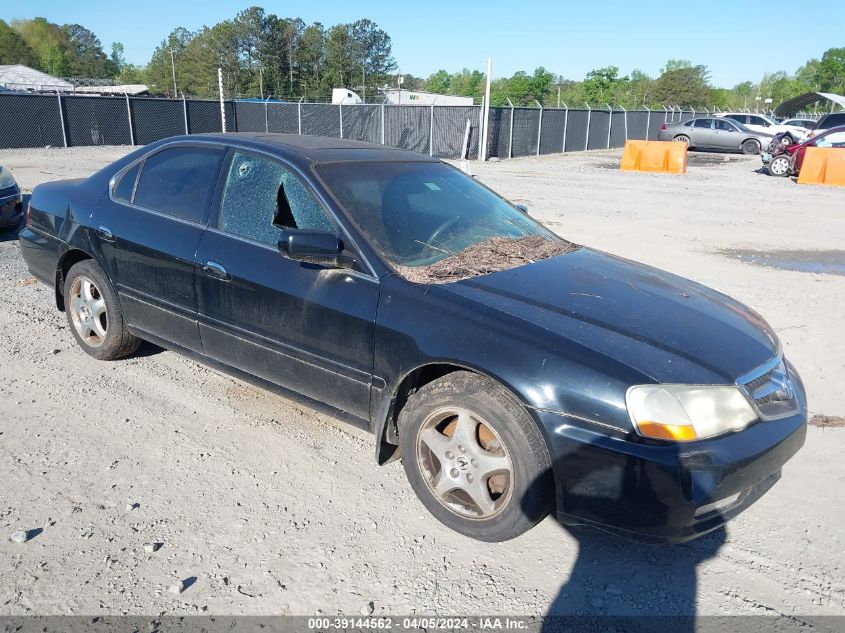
xmin=739 ymin=358 xmax=798 ymax=420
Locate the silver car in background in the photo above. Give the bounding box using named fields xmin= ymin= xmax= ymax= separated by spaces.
xmin=658 ymin=117 xmax=774 ymax=154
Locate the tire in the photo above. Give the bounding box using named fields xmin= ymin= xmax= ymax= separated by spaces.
xmin=398 ymin=371 xmax=553 ymax=542
xmin=742 ymin=139 xmax=761 ymax=155
xmin=674 ymin=134 xmax=691 ymax=146
xmin=63 ymin=259 xmax=141 ymax=360
xmin=768 ymin=155 xmax=791 ymax=177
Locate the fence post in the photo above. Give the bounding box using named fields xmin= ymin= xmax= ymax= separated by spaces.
xmin=264 ymin=95 xmax=271 ymax=133
xmin=584 ymin=102 xmax=592 ymax=151
xmin=218 ymin=68 xmax=226 ymax=133
xmin=339 ymin=102 xmax=344 ymax=139
xmin=56 ymin=91 xmax=68 ymax=148
xmin=380 ymin=102 xmax=385 ymax=145
xmin=182 ymin=93 xmax=189 ymax=135
xmin=645 ymin=107 xmax=651 ymax=140
xmin=605 ymin=103 xmax=612 ymax=149
xmin=536 ymin=100 xmax=543 ymax=156
xmin=125 ymin=93 xmax=134 ymax=146
xmin=298 ymin=97 xmax=303 ymax=134
xmin=477 ymin=102 xmax=484 ymax=160
xmin=561 ymin=102 xmax=568 ymax=153
xmin=429 ymin=104 xmax=434 ymax=156
xmin=621 ymin=105 xmax=627 ymax=141
xmin=506 ymin=98 xmax=514 ymax=159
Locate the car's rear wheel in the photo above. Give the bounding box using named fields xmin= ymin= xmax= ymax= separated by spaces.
xmin=674 ymin=134 xmax=691 ymax=146
xmin=398 ymin=371 xmax=553 ymax=542
xmin=742 ymin=139 xmax=761 ymax=155
xmin=64 ymin=259 xmax=140 ymax=360
xmin=768 ymin=155 xmax=791 ymax=177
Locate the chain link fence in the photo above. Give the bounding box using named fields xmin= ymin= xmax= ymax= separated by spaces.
xmin=1 ymin=92 xmax=757 ymax=159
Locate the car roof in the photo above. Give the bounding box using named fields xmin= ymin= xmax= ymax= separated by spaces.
xmin=178 ymin=132 xmax=439 ymax=166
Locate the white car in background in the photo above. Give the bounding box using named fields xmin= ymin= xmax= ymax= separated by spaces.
xmin=780 ymin=118 xmax=817 ymax=131
xmin=715 ymin=113 xmax=809 ymax=143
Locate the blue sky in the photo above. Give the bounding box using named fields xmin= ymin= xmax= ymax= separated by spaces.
xmin=11 ymin=0 xmax=844 ymax=86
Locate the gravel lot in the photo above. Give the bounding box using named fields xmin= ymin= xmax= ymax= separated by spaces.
xmin=0 ymin=145 xmax=843 ymax=618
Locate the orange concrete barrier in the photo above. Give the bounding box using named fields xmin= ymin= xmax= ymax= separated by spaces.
xmin=797 ymin=147 xmax=845 ymax=186
xmin=620 ymin=140 xmax=687 ymax=174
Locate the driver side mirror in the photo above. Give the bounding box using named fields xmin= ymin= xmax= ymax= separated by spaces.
xmin=278 ymin=229 xmax=348 ymax=268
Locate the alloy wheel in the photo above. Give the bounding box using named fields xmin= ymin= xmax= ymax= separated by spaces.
xmin=415 ymin=406 xmax=513 ymax=519
xmin=69 ymin=276 xmax=108 ymax=348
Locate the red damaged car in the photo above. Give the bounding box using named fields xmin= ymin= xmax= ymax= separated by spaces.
xmin=767 ymin=125 xmax=845 ymax=177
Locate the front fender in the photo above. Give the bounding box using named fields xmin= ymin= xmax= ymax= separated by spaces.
xmin=372 ymin=276 xmax=645 ymax=460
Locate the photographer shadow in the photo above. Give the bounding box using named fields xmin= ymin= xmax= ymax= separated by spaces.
xmin=523 ymin=444 xmax=728 ymax=633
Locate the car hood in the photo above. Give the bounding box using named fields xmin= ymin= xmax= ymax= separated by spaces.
xmin=442 ymin=248 xmax=779 ymax=384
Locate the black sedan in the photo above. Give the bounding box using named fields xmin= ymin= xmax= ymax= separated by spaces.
xmin=19 ymin=134 xmax=806 ymax=543
xmin=0 ymin=164 xmax=23 ymax=230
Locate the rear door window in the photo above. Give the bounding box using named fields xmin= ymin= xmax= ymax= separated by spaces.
xmin=114 ymin=163 xmax=140 ymax=202
xmin=133 ymin=146 xmax=224 ymax=223
xmin=217 ymin=152 xmax=334 ymax=246
xmin=727 ymin=114 xmax=747 ymax=124
xmin=693 ymin=119 xmax=712 ymax=128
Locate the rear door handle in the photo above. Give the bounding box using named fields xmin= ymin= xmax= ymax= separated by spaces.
xmin=202 ymin=261 xmax=230 ymax=281
xmin=96 ymin=225 xmax=114 ymax=242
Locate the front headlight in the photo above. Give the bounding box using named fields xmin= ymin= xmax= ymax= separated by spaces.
xmin=0 ymin=167 xmax=17 ymax=190
xmin=626 ymin=384 xmax=758 ymax=442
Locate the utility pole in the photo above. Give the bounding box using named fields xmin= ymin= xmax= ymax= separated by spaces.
xmin=170 ymin=49 xmax=177 ymax=98
xmin=480 ymin=57 xmax=492 ymax=161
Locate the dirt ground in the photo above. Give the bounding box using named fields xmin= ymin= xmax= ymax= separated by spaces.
xmin=0 ymin=145 xmax=843 ymax=618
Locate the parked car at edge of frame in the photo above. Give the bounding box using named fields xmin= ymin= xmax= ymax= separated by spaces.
xmin=0 ymin=165 xmax=23 ymax=230
xmin=18 ymin=134 xmax=807 ymax=543
xmin=658 ymin=118 xmax=774 ymax=154
xmin=715 ymin=112 xmax=810 ymax=143
xmin=767 ymin=126 xmax=845 ymax=177
xmin=810 ymin=112 xmax=845 ymax=136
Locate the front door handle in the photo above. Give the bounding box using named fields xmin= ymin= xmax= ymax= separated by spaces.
xmin=96 ymin=225 xmax=114 ymax=242
xmin=202 ymin=261 xmax=230 ymax=281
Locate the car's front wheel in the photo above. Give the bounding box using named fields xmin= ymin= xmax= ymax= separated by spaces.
xmin=398 ymin=371 xmax=553 ymax=542
xmin=742 ymin=139 xmax=761 ymax=155
xmin=768 ymin=155 xmax=791 ymax=177
xmin=64 ymin=259 xmax=141 ymax=360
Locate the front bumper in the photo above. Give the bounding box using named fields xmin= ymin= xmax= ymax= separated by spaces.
xmin=536 ymin=376 xmax=807 ymax=544
xmin=0 ymin=186 xmax=23 ymax=228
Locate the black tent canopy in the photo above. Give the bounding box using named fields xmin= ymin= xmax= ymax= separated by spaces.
xmin=774 ymin=92 xmax=845 ymax=117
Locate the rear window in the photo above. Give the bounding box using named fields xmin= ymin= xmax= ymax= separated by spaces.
xmin=134 ymin=146 xmax=224 ymax=223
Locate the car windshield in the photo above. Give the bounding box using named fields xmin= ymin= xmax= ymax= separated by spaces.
xmin=317 ymin=161 xmax=567 ymax=271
